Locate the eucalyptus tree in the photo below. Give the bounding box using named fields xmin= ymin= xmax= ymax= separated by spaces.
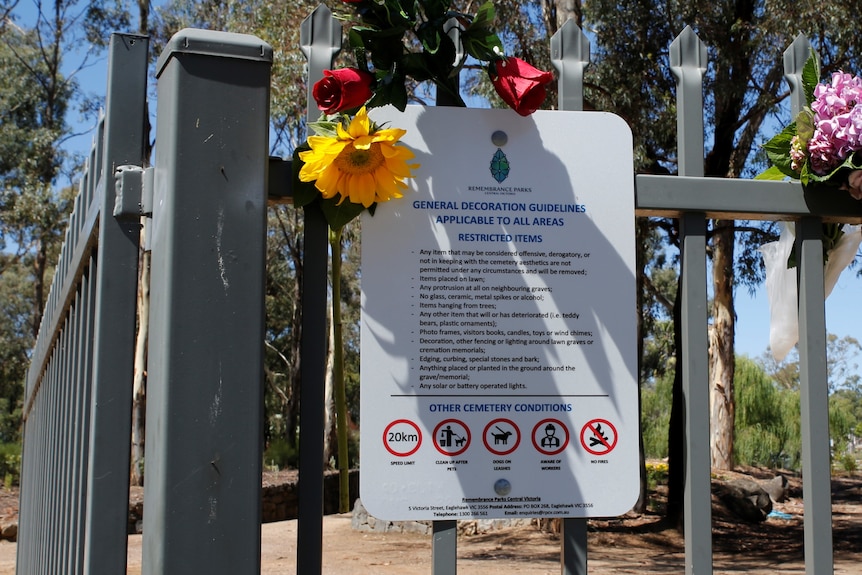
xmin=473 ymin=0 xmax=862 ymax=528
xmin=0 ymin=16 xmax=72 ymax=446
xmin=1 ymin=0 xmax=134 ymax=470
xmin=0 ymin=22 xmax=70 ymax=338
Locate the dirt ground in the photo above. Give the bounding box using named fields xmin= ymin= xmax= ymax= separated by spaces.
xmin=2 ymin=467 xmax=862 ymax=574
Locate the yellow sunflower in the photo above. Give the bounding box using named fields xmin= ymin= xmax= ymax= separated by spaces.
xmin=299 ymin=107 xmax=419 ymax=208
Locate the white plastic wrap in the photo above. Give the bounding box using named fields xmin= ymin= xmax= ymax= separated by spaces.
xmin=760 ymin=223 xmax=861 ymax=361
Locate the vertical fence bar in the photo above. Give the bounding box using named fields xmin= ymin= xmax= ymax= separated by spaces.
xmin=783 ymin=37 xmax=834 ymax=575
xmin=425 ymin=20 xmax=468 ymax=575
xmin=143 ymin=29 xmax=272 ymax=575
xmin=82 ymin=32 xmax=149 ymax=575
xmin=550 ymin=19 xmax=591 ymax=575
xmin=71 ymin=263 xmax=95 ymax=573
xmin=297 ymin=7 xmax=341 ymax=575
xmin=18 ymin=106 xmax=102 ymax=570
xmin=669 ymin=26 xmax=713 ymax=575
xmin=796 ymin=217 xmax=834 ymax=575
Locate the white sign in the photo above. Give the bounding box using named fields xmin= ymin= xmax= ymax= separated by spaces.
xmin=360 ymin=105 xmax=638 ymax=521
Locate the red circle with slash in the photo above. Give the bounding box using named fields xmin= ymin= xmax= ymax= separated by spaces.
xmin=580 ymin=419 xmax=618 ymax=456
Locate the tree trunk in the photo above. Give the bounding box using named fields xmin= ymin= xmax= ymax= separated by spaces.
xmin=32 ymin=241 xmax=47 ymax=339
xmin=322 ymin=293 xmax=336 ymax=467
xmin=280 ymin=208 xmax=303 ymax=450
xmin=546 ymin=0 xmax=583 ymax=30
xmin=131 ymin=221 xmax=150 ymax=486
xmin=665 ymin=276 xmax=684 ymax=529
xmin=709 ymin=221 xmax=735 ymax=471
xmin=633 ymin=218 xmax=649 ymax=514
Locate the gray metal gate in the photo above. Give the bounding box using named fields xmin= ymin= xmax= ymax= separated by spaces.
xmin=16 ymin=5 xmax=862 ymax=575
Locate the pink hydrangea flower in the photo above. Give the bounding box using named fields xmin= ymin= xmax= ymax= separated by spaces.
xmin=807 ymin=71 xmax=862 ymax=174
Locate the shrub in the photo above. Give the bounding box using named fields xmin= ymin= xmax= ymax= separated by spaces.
xmin=0 ymin=443 xmax=21 ymax=487
xmin=264 ymin=437 xmax=298 ymax=470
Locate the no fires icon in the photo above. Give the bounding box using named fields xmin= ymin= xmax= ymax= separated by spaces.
xmin=580 ymin=419 xmax=618 ymax=456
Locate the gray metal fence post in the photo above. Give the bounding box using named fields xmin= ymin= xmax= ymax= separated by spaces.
xmin=796 ymin=217 xmax=834 ymax=575
xmin=784 ymin=36 xmax=834 ymax=575
xmin=83 ymin=32 xmax=149 ymax=575
xmin=669 ymin=26 xmax=713 ymax=575
xmin=297 ymin=6 xmax=342 ymax=574
xmin=550 ymin=19 xmax=591 ymax=575
xmin=425 ymin=21 xmax=468 ymax=575
xmin=143 ymin=29 xmax=273 ymax=574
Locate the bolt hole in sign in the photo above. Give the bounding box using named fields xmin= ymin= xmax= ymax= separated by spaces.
xmin=360 ymin=105 xmax=638 ymax=521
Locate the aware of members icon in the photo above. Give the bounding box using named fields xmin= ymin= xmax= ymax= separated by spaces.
xmin=531 ymin=418 xmax=569 ymax=456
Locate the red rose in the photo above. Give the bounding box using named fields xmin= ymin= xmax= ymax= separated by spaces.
xmin=489 ymin=58 xmax=554 ymax=117
xmin=313 ymin=68 xmax=375 ymax=115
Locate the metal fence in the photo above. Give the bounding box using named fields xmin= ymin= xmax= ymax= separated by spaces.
xmin=16 ymin=4 xmax=862 ymax=575
xmin=17 ymin=33 xmax=149 ymax=574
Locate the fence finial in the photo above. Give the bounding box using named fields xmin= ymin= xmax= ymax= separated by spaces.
xmin=783 ymin=34 xmax=814 ymax=118
xmin=300 ymin=4 xmax=343 ymax=123
xmin=550 ymin=19 xmax=590 ymax=112
xmin=669 ymin=26 xmax=707 ymax=177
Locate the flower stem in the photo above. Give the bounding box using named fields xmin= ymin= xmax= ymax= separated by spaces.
xmin=330 ymin=225 xmax=350 ymax=513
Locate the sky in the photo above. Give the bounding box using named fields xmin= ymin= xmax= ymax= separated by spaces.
xmin=18 ymin=3 xmax=862 ymax=376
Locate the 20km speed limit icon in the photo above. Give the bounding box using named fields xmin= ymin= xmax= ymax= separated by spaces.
xmin=580 ymin=419 xmax=618 ymax=456
xmin=383 ymin=419 xmax=422 ymax=457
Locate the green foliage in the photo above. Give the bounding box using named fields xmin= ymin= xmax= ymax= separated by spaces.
xmin=758 ymin=336 xmax=862 ymax=470
xmin=644 ymin=356 xmax=815 ymax=471
xmin=838 ymin=453 xmax=858 ymax=475
xmin=645 ymin=461 xmax=669 ymax=489
xmin=342 ymin=0 xmax=507 ymax=110
xmin=734 ymin=356 xmax=801 ymax=469
xmin=641 ymin=372 xmax=673 ymax=459
xmin=264 ymin=437 xmax=299 ymax=470
xmin=828 ymin=392 xmax=858 ymax=457
xmin=0 ymin=443 xmax=21 ymax=487
xmin=760 ymin=122 xmax=799 ymax=179
xmin=1 ymin=12 xmax=81 ymax=447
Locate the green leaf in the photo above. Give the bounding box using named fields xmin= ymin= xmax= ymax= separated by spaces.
xmin=795 ymin=108 xmax=814 ymax=142
xmin=416 ymin=21 xmax=442 ymax=55
xmin=754 ymin=165 xmax=787 ymax=181
xmin=461 ymin=2 xmax=502 ymax=62
xmin=367 ymin=70 xmax=409 ymax=111
xmin=469 ymin=2 xmax=496 ymax=30
xmin=365 ymin=31 xmax=407 ymax=71
xmin=420 ymin=0 xmax=450 ymax=20
xmin=377 ymin=0 xmax=412 ymax=27
xmin=802 ymin=50 xmax=820 ymax=107
xmin=400 ymin=52 xmax=434 ymax=82
xmin=291 ymin=145 xmax=322 ymax=209
xmin=321 ymin=196 xmax=367 ymax=230
xmin=807 ymin=152 xmax=862 ymax=184
xmin=762 ymin=122 xmax=799 ymax=178
xmin=307 ymin=118 xmax=339 ymax=138
xmin=348 ymin=28 xmax=367 ymax=50
xmin=799 ymin=161 xmax=812 ymax=186
xmin=462 ymin=29 xmax=503 ymax=62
